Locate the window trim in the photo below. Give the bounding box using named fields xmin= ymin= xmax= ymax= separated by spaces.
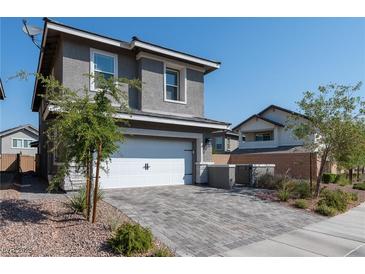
xmin=163 ymin=62 xmax=187 ymax=105
xmin=90 ymin=48 xmax=118 ymax=91
xmin=11 ymin=138 xmax=35 ymax=149
xmin=255 ymin=132 xmax=273 ymax=142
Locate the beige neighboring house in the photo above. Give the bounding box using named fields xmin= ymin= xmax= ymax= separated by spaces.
xmin=212 ymin=130 xmax=239 ymax=154
xmin=0 ymin=78 xmax=5 ymax=100
xmin=230 ymin=105 xmax=318 ymax=179
xmin=0 ymin=125 xmax=39 ymax=156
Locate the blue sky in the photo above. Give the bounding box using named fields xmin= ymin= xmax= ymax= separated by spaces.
xmin=1 ymin=17 xmax=365 ymax=131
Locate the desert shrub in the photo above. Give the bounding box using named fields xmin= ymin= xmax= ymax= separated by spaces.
xmin=277 ymin=181 xmax=295 ymax=202
xmin=322 ymin=173 xmax=337 ymax=184
xmin=66 ymin=186 xmax=104 ymax=214
xmin=256 ymin=173 xmax=286 ymax=190
xmin=318 ymin=189 xmax=349 ymax=212
xmin=152 ymin=247 xmax=173 ymax=257
xmin=315 ymin=204 xmax=338 ymax=216
xmin=294 ymin=199 xmax=308 ymax=209
xmin=335 ymin=174 xmax=350 ymax=186
xmin=353 ymin=182 xmax=365 ymax=190
xmin=67 ymin=187 xmax=87 ymax=213
xmin=346 ymin=192 xmax=358 ymax=202
xmin=108 ymin=223 xmax=153 ymax=256
xmin=292 ymin=181 xmax=311 ymax=199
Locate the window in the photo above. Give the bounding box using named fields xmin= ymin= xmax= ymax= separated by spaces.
xmin=255 ymin=132 xmax=273 ymax=141
xmin=165 ymin=68 xmax=179 ymax=101
xmin=215 ymin=137 xmax=223 ymax=150
xmin=12 ymin=138 xmax=34 ymax=149
xmin=23 ymin=140 xmax=32 ymax=148
xmin=90 ymin=49 xmax=117 ymax=90
xmin=12 ymin=139 xmax=23 ymax=148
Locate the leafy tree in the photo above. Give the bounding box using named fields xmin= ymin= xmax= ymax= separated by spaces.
xmin=290 ymin=82 xmax=365 ymax=197
xmin=17 ymin=71 xmax=141 ymax=221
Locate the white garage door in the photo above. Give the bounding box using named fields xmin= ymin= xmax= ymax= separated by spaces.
xmin=99 ymin=136 xmax=193 ymax=189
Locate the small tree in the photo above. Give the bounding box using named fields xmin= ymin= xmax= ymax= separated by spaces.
xmin=22 ymin=72 xmax=141 ymax=221
xmin=290 ymin=82 xmax=365 ymax=197
xmin=334 ymin=121 xmax=365 ymax=182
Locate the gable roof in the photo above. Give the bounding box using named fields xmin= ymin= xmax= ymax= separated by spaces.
xmin=232 ymin=114 xmax=285 ymax=131
xmin=32 ymin=18 xmax=221 ymax=111
xmin=0 ymin=124 xmax=38 ymax=137
xmin=258 ymin=104 xmax=309 ymax=119
xmin=0 ymin=78 xmax=5 ymax=100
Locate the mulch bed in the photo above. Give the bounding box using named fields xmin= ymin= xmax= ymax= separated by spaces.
xmin=0 ymin=189 xmax=169 ymax=257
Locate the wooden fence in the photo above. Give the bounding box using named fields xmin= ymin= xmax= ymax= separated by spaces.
xmin=0 ymin=154 xmax=38 ymax=173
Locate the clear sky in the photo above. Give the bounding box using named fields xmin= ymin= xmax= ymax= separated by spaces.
xmin=1 ymin=17 xmax=365 ymax=131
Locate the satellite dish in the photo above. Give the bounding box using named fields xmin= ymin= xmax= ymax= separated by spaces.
xmin=22 ymin=19 xmax=43 ymax=50
xmin=22 ymin=24 xmax=42 ymax=37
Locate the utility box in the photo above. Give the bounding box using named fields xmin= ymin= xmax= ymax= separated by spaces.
xmin=208 ymin=164 xmax=236 ymax=190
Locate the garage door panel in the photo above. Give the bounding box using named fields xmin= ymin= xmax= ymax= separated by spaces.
xmin=99 ymin=136 xmax=193 ymax=189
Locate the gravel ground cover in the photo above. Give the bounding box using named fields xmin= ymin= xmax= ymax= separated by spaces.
xmin=0 ymin=188 xmax=168 ymax=257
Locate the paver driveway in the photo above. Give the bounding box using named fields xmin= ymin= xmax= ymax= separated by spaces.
xmin=104 ymin=185 xmax=324 ymax=256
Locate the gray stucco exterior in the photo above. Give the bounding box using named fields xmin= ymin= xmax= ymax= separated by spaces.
xmin=212 ymin=131 xmax=239 ymax=153
xmin=33 ymin=20 xmax=229 ymax=189
xmin=0 ymin=127 xmax=38 ymax=156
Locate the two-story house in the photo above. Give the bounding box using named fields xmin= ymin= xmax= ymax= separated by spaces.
xmin=230 ymin=105 xmax=319 ymax=179
xmin=31 ymin=18 xmax=230 ymax=190
xmin=0 ymin=124 xmax=39 ymax=156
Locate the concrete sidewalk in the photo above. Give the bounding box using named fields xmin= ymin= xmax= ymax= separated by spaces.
xmin=222 ymin=202 xmax=365 ymax=257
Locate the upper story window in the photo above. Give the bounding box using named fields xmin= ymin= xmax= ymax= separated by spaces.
xmin=255 ymin=132 xmax=273 ymax=141
xmin=164 ymin=63 xmax=186 ymax=104
xmin=90 ymin=48 xmax=118 ymax=90
xmin=166 ymin=68 xmax=180 ymax=101
xmin=12 ymin=138 xmax=34 ymax=149
xmin=215 ymin=136 xmax=223 ymax=150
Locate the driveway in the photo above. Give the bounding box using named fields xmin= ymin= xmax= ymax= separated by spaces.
xmin=104 ymin=185 xmax=323 ymax=256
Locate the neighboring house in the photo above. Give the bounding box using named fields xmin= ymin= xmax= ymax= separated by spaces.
xmin=230 ymin=105 xmax=318 ymax=179
xmin=212 ymin=130 xmax=239 ymax=153
xmin=0 ymin=78 xmax=5 ymax=100
xmin=0 ymin=124 xmax=39 ymax=156
xmin=32 ymin=18 xmax=230 ymax=190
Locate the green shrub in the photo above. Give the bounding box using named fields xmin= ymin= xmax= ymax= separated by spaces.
xmin=294 ymin=199 xmax=308 ymax=209
xmin=152 ymin=247 xmax=173 ymax=257
xmin=346 ymin=192 xmax=358 ymax=202
xmin=318 ymin=189 xmax=349 ymax=212
xmin=315 ymin=204 xmax=338 ymax=216
xmin=353 ymin=182 xmax=365 ymax=190
xmin=335 ymin=174 xmax=350 ymax=186
xmin=67 ymin=187 xmax=87 ymax=213
xmin=277 ymin=182 xmax=294 ymax=202
xmin=256 ymin=174 xmax=276 ymax=189
xmin=108 ymin=223 xmax=153 ymax=256
xmin=66 ymin=186 xmax=103 ymax=214
xmin=292 ymin=181 xmax=311 ymax=199
xmin=322 ymin=173 xmax=337 ymax=184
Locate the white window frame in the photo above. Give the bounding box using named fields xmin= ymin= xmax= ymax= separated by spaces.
xmin=163 ymin=62 xmax=187 ymax=105
xmin=215 ymin=136 xmax=224 ymax=151
xmin=11 ymin=138 xmax=35 ymax=149
xmin=90 ymin=48 xmax=118 ymax=91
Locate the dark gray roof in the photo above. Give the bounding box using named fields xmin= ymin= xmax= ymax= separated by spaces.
xmin=127 ymin=109 xmax=230 ymax=126
xmin=258 ymin=104 xmax=309 ymax=119
xmin=0 ymin=124 xmax=38 ymax=137
xmin=0 ymin=78 xmax=5 ymax=100
xmin=232 ymin=114 xmax=284 ymax=130
xmin=212 ymin=129 xmax=239 ymax=138
xmin=231 ymin=145 xmax=310 ymax=154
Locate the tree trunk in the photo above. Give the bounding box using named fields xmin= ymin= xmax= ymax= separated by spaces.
xmin=85 ymin=156 xmax=92 ymax=221
xmin=357 ymin=166 xmax=360 ymax=182
xmin=349 ymin=169 xmax=353 ymax=183
xmin=92 ymin=143 xmax=102 ymax=224
xmin=362 ymin=166 xmax=364 ymax=174
xmin=315 ymin=150 xmax=329 ymax=197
